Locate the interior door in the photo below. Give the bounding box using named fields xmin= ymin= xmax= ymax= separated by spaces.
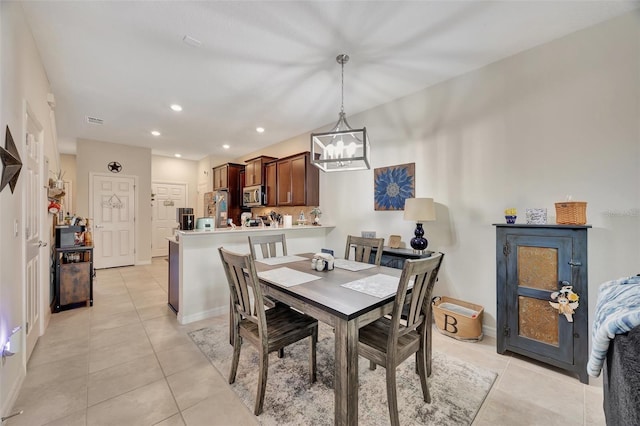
xmin=151 ymin=182 xmax=186 ymax=257
xmin=92 ymin=174 xmax=136 ymax=269
xmin=24 ymin=104 xmax=45 ymax=360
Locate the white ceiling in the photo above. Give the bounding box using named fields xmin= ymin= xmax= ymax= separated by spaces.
xmin=21 ymin=1 xmax=639 ymax=161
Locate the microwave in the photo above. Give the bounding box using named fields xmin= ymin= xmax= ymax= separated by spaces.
xmin=243 ymin=185 xmax=264 ymax=207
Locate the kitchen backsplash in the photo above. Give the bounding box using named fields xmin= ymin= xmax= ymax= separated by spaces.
xmin=251 ymin=206 xmax=320 ymax=225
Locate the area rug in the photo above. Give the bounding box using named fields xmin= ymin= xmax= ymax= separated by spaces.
xmin=189 ymin=323 xmax=497 ymax=425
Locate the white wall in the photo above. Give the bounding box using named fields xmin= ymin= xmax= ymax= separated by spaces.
xmin=0 ymin=1 xmax=58 ymax=415
xmin=241 ymin=12 xmax=640 ymax=335
xmin=76 ymin=139 xmax=152 ymax=263
xmin=59 ymin=153 xmax=76 ymax=213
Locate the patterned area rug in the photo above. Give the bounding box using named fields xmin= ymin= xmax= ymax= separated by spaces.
xmin=189 ymin=323 xmax=497 ymax=425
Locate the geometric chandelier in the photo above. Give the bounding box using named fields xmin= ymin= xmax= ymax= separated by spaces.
xmin=311 ymin=54 xmax=370 ymax=172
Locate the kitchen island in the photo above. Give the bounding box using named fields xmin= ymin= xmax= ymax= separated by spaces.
xmin=169 ymin=224 xmax=335 ymax=324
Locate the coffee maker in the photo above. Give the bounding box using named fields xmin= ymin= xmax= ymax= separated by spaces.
xmin=176 ymin=207 xmax=194 ymax=230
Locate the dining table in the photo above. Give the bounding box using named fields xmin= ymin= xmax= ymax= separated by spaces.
xmin=252 ymin=253 xmax=406 ymax=426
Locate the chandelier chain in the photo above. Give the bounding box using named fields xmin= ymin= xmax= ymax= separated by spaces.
xmin=340 ymin=57 xmax=345 ymax=114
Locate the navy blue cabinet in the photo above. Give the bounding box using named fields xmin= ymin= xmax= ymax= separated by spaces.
xmin=495 ymin=224 xmax=590 ymax=383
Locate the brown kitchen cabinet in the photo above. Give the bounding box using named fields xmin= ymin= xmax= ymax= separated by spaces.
xmin=213 ymin=163 xmax=243 ymax=191
xmin=265 ymin=160 xmax=277 ymax=206
xmin=244 ymin=155 xmax=277 ymax=187
xmin=276 ymin=152 xmax=319 ymax=206
xmin=212 ymin=163 xmax=244 ymax=224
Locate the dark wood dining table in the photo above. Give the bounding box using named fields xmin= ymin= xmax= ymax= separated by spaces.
xmin=253 ymin=253 xmax=404 ymax=426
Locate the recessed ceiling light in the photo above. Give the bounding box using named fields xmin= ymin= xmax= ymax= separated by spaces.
xmin=170 ymin=104 xmax=183 ymax=112
xmin=151 ymin=130 xmax=161 ymax=136
xmin=256 ymin=127 xmax=265 ymax=133
xmin=174 ymin=153 xmax=182 ymax=158
xmin=222 ymin=144 xmax=230 ymax=149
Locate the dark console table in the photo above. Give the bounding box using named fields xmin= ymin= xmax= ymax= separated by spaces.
xmin=371 ymin=246 xmax=434 ymax=269
xmin=53 ymin=246 xmax=93 ymax=312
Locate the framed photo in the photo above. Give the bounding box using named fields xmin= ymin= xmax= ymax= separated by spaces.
xmin=374 ymin=163 xmax=415 ymax=211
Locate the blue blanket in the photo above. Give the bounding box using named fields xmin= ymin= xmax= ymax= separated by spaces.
xmin=587 ymin=275 xmax=640 ymax=377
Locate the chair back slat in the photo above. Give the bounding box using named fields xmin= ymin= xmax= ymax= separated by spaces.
xmin=389 ymin=253 xmax=444 ymax=342
xmin=344 ymin=235 xmax=384 ymax=266
xmin=248 ymin=234 xmax=287 ymax=259
xmin=219 ymin=247 xmax=267 ymax=330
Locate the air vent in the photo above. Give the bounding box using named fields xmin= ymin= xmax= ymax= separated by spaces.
xmin=86 ymin=116 xmax=104 ymax=125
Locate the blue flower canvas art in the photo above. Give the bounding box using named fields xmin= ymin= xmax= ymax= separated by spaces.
xmin=374 ymin=163 xmax=415 ymax=211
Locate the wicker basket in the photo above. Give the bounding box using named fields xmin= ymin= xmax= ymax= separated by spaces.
xmin=432 ymin=296 xmax=483 ymax=341
xmin=555 ymin=202 xmax=587 ymax=225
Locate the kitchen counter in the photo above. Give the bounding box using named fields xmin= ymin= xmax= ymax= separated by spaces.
xmin=176 ymin=224 xmax=334 ymax=237
xmin=168 ymin=224 xmax=335 ymax=324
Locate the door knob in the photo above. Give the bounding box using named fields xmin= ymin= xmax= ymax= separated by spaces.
xmin=95 ymin=224 xmax=104 ymax=228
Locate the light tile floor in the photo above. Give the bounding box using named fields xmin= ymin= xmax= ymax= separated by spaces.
xmin=8 ymin=259 xmax=606 ymax=425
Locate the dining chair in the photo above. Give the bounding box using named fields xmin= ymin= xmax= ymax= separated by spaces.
xmin=358 ymin=253 xmax=444 ymax=426
xmin=344 ymin=235 xmax=384 ymax=266
xmin=248 ymin=234 xmax=287 ymax=259
xmin=218 ymin=247 xmax=318 ymax=415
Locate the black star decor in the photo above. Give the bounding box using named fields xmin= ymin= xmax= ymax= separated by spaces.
xmin=108 ymin=161 xmax=122 ymax=173
xmin=0 ymin=126 xmax=23 ymax=194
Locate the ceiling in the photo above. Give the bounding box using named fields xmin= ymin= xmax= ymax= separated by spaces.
xmin=21 ymin=1 xmax=639 ymax=161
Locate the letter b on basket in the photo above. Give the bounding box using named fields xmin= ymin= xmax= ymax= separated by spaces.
xmin=443 ymin=314 xmax=459 ymax=334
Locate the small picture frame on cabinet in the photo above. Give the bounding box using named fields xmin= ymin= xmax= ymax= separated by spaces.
xmin=388 ymin=235 xmax=402 ymax=248
xmin=526 ymin=208 xmax=548 ymax=224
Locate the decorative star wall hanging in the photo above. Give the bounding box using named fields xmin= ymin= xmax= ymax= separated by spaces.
xmin=108 ymin=161 xmax=122 ymax=173
xmin=0 ymin=126 xmax=23 ymax=194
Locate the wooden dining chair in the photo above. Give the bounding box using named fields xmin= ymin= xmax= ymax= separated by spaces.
xmin=344 ymin=235 xmax=384 ymax=266
xmin=218 ymin=247 xmax=318 ymax=415
xmin=248 ymin=234 xmax=287 ymax=259
xmin=358 ymin=253 xmax=444 ymax=426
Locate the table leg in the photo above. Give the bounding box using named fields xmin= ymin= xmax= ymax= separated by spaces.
xmin=334 ymin=318 xmax=358 ymax=426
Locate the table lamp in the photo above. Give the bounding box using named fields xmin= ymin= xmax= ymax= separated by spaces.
xmin=403 ymin=198 xmax=436 ymax=253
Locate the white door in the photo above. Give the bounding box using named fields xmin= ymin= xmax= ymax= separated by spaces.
xmin=151 ymin=182 xmax=186 ymax=257
xmin=92 ymin=174 xmax=136 ymax=269
xmin=24 ymin=104 xmax=45 ymax=360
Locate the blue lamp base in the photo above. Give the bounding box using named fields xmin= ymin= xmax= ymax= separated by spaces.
xmin=410 ymin=222 xmax=429 ymax=253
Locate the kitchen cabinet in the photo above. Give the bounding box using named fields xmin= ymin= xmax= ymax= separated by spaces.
xmin=265 ymin=161 xmax=277 ymax=206
xmin=212 ymin=163 xmax=243 ymax=191
xmin=276 ymin=152 xmax=319 ymax=206
xmin=244 ymin=156 xmax=277 ymax=187
xmin=53 ymin=246 xmax=93 ymax=312
xmin=212 ymin=163 xmax=244 ymax=224
xmin=494 ymin=224 xmax=590 ymax=383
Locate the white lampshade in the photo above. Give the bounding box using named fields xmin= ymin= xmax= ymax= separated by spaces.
xmin=403 ymin=198 xmax=436 ymax=222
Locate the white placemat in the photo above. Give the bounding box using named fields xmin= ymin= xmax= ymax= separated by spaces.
xmin=257 ymin=267 xmax=322 ymax=288
xmin=341 ymin=273 xmax=411 ymax=298
xmin=333 ymin=258 xmax=377 ymax=271
xmin=255 ymin=255 xmax=307 ymax=266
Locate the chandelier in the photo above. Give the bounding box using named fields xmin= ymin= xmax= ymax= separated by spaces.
xmin=311 ymin=54 xmax=370 ymax=172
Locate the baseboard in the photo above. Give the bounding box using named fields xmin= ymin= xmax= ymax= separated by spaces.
xmin=178 ymin=305 xmax=227 ymax=325
xmin=482 ymin=325 xmax=497 ymax=338
xmin=1 ymin=365 xmax=25 ymax=421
